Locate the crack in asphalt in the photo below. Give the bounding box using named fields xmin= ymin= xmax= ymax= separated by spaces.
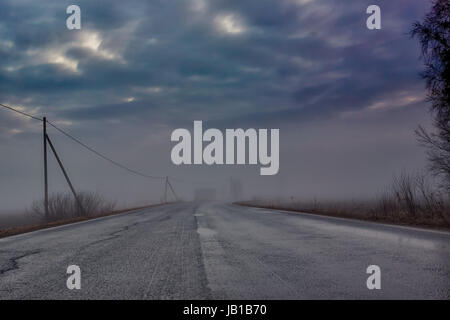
xmin=71 ymin=207 xmax=176 ymax=255
xmin=80 ymin=222 xmax=141 ymax=249
xmin=0 ymin=250 xmax=41 ymax=276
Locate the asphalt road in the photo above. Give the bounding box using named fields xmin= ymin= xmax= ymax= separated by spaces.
xmin=0 ymin=202 xmax=449 ymax=299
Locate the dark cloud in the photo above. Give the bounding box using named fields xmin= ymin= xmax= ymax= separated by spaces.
xmin=0 ymin=0 xmax=429 ymax=125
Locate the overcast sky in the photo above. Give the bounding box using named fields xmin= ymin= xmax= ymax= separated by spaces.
xmin=0 ymin=0 xmax=434 ymax=211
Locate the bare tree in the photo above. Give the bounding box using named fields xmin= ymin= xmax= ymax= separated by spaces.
xmin=412 ymin=0 xmax=450 ymax=190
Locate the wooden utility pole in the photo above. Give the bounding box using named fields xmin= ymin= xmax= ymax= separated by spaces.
xmin=43 ymin=117 xmax=49 ymax=218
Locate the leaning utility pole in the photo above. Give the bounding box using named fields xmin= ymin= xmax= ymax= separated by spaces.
xmin=43 ymin=117 xmax=49 ymax=218
xmin=42 ymin=117 xmax=84 ymax=217
xmin=45 ymin=134 xmax=84 ymax=215
xmin=167 ymin=178 xmax=178 ymax=202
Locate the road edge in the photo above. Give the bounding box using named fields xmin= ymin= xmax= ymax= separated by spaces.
xmin=235 ymin=202 xmax=450 ymax=235
xmin=0 ymin=202 xmax=177 ymax=240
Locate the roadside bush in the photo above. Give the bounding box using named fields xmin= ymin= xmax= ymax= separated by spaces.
xmin=374 ymin=172 xmax=450 ymax=226
xmin=30 ymin=192 xmax=116 ymax=222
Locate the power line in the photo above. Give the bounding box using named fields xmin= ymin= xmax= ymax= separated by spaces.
xmin=1 ymin=101 xmax=179 ymax=208
xmin=1 ymin=102 xmax=205 ymax=189
xmin=0 ymin=102 xmax=165 ymax=180
xmin=0 ymin=103 xmax=43 ymax=121
xmin=47 ymin=120 xmax=166 ymax=180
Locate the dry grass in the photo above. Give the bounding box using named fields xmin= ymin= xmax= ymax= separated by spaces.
xmin=30 ymin=192 xmax=117 ymax=222
xmin=238 ymin=173 xmax=450 ymax=230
